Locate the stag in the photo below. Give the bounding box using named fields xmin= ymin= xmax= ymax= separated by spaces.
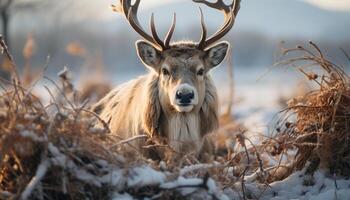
xmin=93 ymin=0 xmax=241 ymax=155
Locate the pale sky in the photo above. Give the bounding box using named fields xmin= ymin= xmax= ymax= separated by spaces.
xmin=81 ymin=0 xmax=350 ymax=22
xmin=304 ymin=0 xmax=350 ymax=11
xmin=112 ymin=0 xmax=350 ymax=11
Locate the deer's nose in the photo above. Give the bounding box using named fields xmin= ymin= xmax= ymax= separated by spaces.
xmin=176 ymin=90 xmax=195 ymax=105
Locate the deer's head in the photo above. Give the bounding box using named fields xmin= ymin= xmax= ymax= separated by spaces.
xmin=114 ymin=0 xmax=241 ymax=113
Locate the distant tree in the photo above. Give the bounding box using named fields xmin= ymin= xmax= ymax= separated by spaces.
xmin=0 ymin=0 xmax=47 ymax=79
xmin=0 ymin=0 xmax=46 ymax=49
xmin=0 ymin=0 xmax=11 ymax=47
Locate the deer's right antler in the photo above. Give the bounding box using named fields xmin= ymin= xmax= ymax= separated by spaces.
xmin=112 ymin=0 xmax=176 ymax=50
xmin=194 ymin=0 xmax=241 ymax=49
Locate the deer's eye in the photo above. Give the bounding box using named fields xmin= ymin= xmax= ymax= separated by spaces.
xmin=197 ymin=69 xmax=204 ymax=76
xmin=162 ymin=68 xmax=170 ymax=76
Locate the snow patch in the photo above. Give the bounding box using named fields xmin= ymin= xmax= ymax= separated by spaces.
xmin=127 ymin=166 xmax=166 ymax=188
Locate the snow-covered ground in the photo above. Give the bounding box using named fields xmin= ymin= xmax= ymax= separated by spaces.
xmin=26 ymin=65 xmax=350 ymax=200
xmin=258 ymin=169 xmax=350 ymax=200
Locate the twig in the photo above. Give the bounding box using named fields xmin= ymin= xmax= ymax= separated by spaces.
xmin=80 ymin=108 xmax=111 ymax=133
xmin=340 ymin=48 xmax=350 ymax=61
xmin=237 ymin=132 xmax=249 ymax=200
xmin=43 ymin=85 xmax=60 ymax=112
xmin=224 ymin=48 xmax=234 ymax=118
xmin=246 ymin=138 xmax=266 ymax=179
xmin=333 ymin=173 xmax=338 ymax=200
xmin=25 ymin=55 xmax=50 ymax=95
xmin=110 ymin=134 xmax=148 ymax=149
xmin=141 ymin=144 xmax=170 ymax=149
xmin=0 ymin=35 xmax=20 ymax=84
xmin=43 ymin=76 xmax=75 ymax=110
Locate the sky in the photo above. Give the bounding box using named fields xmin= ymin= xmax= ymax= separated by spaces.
xmin=92 ymin=0 xmax=350 ymax=21
xmin=304 ymin=0 xmax=350 ymax=11
xmin=102 ymin=0 xmax=350 ymax=11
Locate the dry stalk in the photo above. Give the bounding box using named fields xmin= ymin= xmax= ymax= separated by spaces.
xmin=0 ymin=35 xmax=20 ymax=84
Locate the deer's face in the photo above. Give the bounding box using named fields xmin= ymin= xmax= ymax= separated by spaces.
xmin=136 ymin=41 xmax=229 ymax=113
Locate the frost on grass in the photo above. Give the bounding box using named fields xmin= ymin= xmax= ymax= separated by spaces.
xmin=127 ymin=166 xmax=166 ymax=187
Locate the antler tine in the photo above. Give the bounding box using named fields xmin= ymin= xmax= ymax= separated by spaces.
xmin=127 ymin=8 xmax=159 ymax=48
xmin=233 ymin=0 xmax=241 ymax=16
xmin=193 ymin=0 xmax=230 ymax=12
xmin=198 ymin=7 xmax=207 ymax=50
xmin=164 ymin=13 xmax=176 ymax=48
xmin=194 ymin=0 xmax=241 ymax=49
xmin=208 ymin=0 xmax=241 ymax=41
xmin=203 ymin=8 xmax=234 ymax=47
xmin=116 ymin=0 xmax=166 ymax=50
xmin=150 ymin=13 xmax=165 ymax=48
xmin=193 ymin=0 xmax=217 ymax=8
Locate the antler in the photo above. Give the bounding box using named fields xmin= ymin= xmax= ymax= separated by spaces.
xmin=193 ymin=0 xmax=241 ymax=49
xmin=112 ymin=0 xmax=176 ymax=50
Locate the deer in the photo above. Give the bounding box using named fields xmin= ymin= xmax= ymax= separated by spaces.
xmin=93 ymin=0 xmax=241 ymax=157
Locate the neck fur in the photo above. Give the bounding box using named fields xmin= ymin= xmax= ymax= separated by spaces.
xmin=166 ymin=113 xmax=201 ymax=152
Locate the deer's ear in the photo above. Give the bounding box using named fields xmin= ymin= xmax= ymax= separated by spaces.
xmin=136 ymin=40 xmax=162 ymax=71
xmin=204 ymin=41 xmax=229 ymax=69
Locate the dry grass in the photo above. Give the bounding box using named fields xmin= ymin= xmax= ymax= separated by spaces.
xmin=274 ymin=41 xmax=350 ymax=177
xmin=0 ymin=36 xmax=251 ymax=199
xmin=0 ymin=82 xmax=248 ymax=199
xmin=0 ymin=89 xmax=118 ymax=199
xmin=0 ymin=39 xmax=121 ymax=198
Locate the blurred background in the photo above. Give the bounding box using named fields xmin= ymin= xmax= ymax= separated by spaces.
xmin=0 ymin=0 xmax=349 ymax=75
xmin=0 ymin=0 xmax=350 ymax=131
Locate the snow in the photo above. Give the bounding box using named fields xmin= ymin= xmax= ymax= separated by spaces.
xmin=21 ymin=159 xmax=50 ymax=200
xmin=74 ymin=168 xmax=103 ymax=187
xmin=20 ymin=130 xmax=47 ymax=142
xmin=180 ymin=163 xmax=223 ymax=175
xmin=232 ymin=84 xmax=284 ymax=140
xmin=206 ymin=178 xmax=230 ymax=200
xmin=111 ymin=192 xmax=134 ymax=200
xmin=24 ymin=114 xmax=37 ymax=120
xmin=237 ymin=167 xmax=350 ymax=200
xmin=127 ymin=166 xmax=166 ymax=187
xmin=160 ymin=176 xmax=230 ymax=199
xmin=96 ymin=159 xmax=108 ymax=167
xmin=36 ymin=114 xmax=350 ymax=200
xmin=161 ymin=176 xmax=203 ymax=189
xmin=100 ymin=169 xmax=126 ymax=190
xmin=161 ymin=176 xmax=204 ymax=196
xmin=48 ymin=142 xmax=67 ymax=166
xmin=206 ymin=178 xmax=217 ymax=194
xmin=48 ymin=142 xmax=127 ymax=189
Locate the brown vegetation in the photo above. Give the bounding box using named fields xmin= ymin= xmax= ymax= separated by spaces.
xmin=274 ymin=42 xmax=350 ymax=177
xmin=0 ymin=35 xmax=247 ymax=199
